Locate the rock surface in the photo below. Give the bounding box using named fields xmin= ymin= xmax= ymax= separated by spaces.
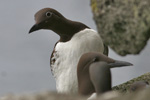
xmin=1 ymin=89 xmax=150 ymax=100
xmin=112 ymin=72 xmax=150 ymax=93
xmin=91 ymin=0 xmax=150 ymax=56
xmin=1 ymin=72 xmax=150 ymax=100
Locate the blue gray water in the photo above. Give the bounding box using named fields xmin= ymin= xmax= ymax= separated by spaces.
xmin=0 ymin=0 xmax=149 ymax=96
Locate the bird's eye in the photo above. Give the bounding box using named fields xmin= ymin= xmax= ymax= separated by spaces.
xmin=46 ymin=12 xmax=52 ymax=17
xmin=92 ymin=57 xmax=99 ymax=62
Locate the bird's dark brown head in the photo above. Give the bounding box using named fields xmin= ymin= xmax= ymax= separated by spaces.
xmin=29 ymin=8 xmax=89 ymax=42
xmin=77 ymin=52 xmax=115 ymax=70
xmin=29 ymin=8 xmax=65 ymax=33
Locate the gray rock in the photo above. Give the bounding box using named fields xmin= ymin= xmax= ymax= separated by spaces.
xmin=1 ymin=88 xmax=150 ymax=100
xmin=91 ymin=0 xmax=150 ymax=56
xmin=112 ymin=72 xmax=150 ymax=93
xmin=1 ymin=72 xmax=150 ymax=100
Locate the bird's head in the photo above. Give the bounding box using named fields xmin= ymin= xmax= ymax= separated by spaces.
xmin=29 ymin=8 xmax=65 ymax=34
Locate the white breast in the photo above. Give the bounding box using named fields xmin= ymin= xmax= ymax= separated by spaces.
xmin=51 ymin=28 xmax=104 ymax=94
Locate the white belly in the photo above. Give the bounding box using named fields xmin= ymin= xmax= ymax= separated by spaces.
xmin=51 ymin=28 xmax=104 ymax=94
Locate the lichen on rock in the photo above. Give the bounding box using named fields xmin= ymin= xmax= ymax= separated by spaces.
xmin=91 ymin=0 xmax=150 ymax=56
xmin=112 ymin=72 xmax=150 ymax=93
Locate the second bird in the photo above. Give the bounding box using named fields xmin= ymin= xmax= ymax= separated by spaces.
xmin=77 ymin=52 xmax=133 ymax=96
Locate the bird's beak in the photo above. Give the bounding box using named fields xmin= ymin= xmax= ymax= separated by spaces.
xmin=108 ymin=60 xmax=133 ymax=68
xmin=29 ymin=24 xmax=41 ymax=34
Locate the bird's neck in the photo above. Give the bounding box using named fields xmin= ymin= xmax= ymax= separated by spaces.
xmin=51 ymin=18 xmax=89 ymax=42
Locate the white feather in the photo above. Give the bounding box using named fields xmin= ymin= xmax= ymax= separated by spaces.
xmin=51 ymin=28 xmax=104 ymax=94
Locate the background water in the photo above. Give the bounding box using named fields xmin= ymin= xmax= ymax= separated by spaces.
xmin=0 ymin=0 xmax=149 ymax=96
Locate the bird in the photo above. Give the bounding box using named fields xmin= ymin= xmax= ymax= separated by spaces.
xmin=77 ymin=52 xmax=133 ymax=96
xmin=29 ymin=8 xmax=108 ymax=94
xmin=130 ymin=81 xmax=149 ymax=92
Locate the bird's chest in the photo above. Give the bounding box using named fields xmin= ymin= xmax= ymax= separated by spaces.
xmin=50 ymin=29 xmax=104 ymax=93
xmin=51 ymin=42 xmax=89 ymax=93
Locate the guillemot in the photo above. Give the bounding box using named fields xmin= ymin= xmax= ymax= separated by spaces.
xmin=77 ymin=52 xmax=133 ymax=96
xmin=29 ymin=8 xmax=108 ymax=94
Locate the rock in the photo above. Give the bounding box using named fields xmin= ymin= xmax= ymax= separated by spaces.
xmin=1 ymin=89 xmax=150 ymax=100
xmin=1 ymin=72 xmax=150 ymax=100
xmin=112 ymin=72 xmax=150 ymax=93
xmin=0 ymin=92 xmax=86 ymax=100
xmin=91 ymin=0 xmax=150 ymax=56
xmin=112 ymin=88 xmax=150 ymax=100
